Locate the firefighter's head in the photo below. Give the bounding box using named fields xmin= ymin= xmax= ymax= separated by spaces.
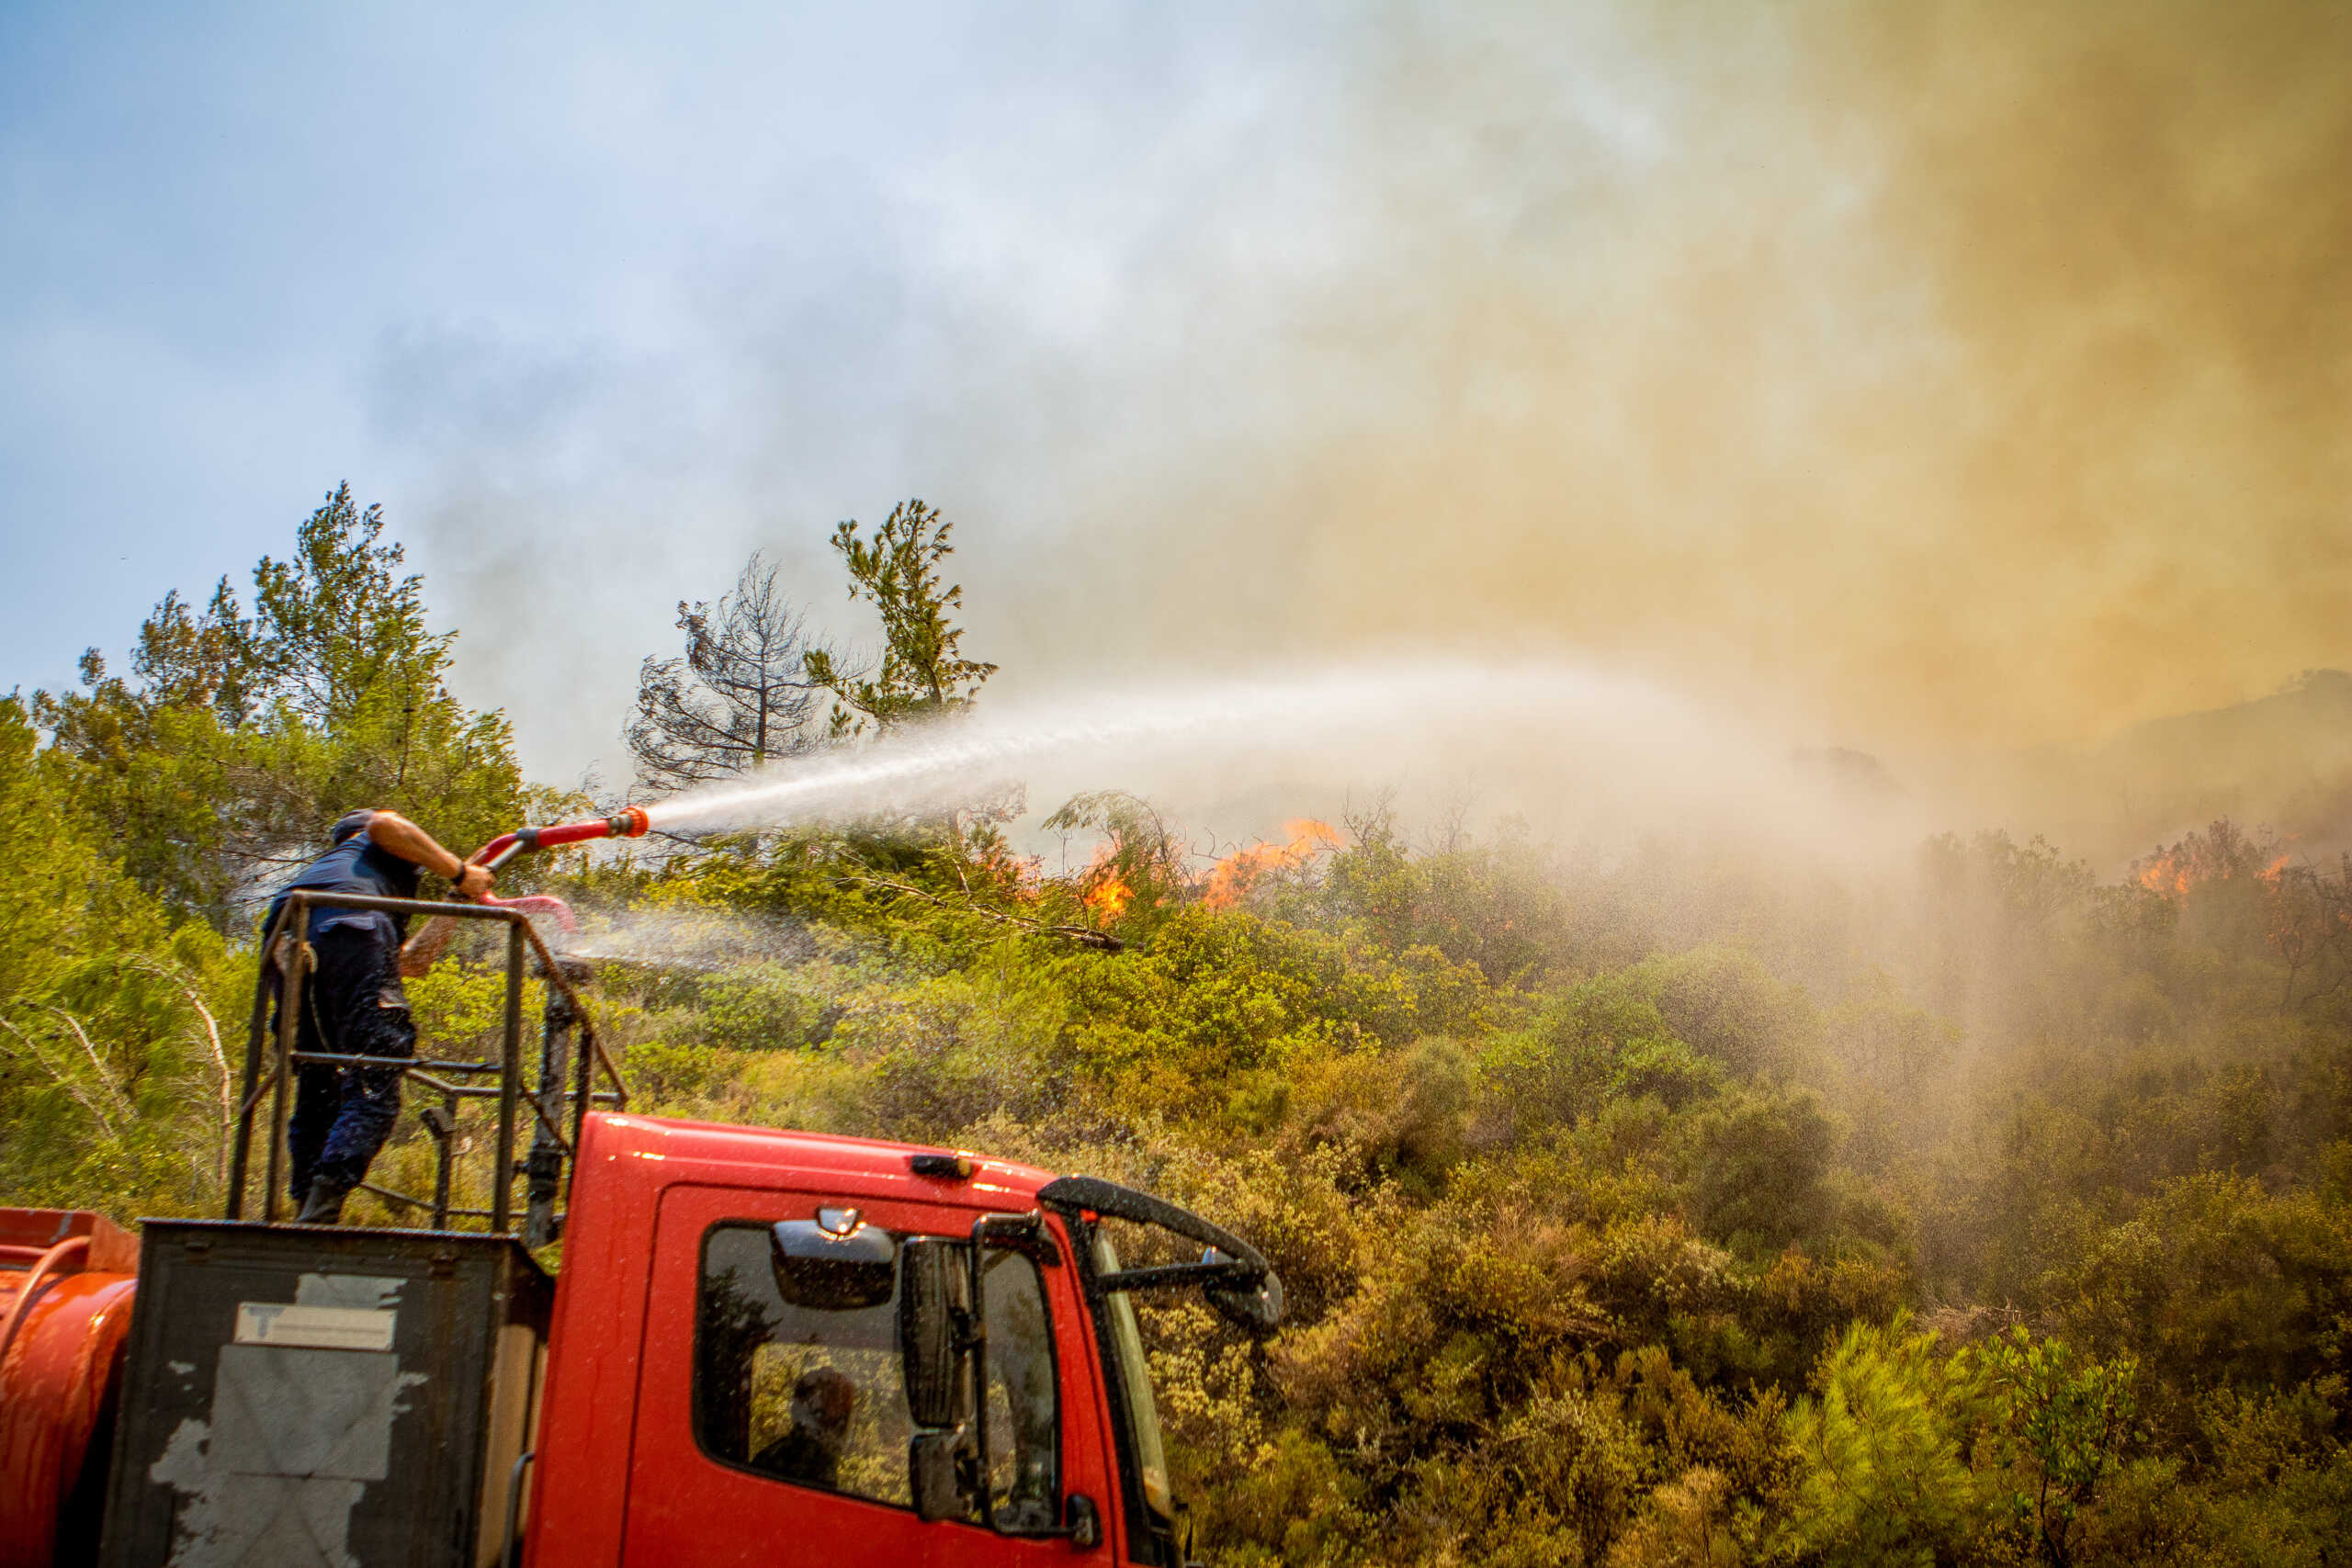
xmin=330 ymin=809 xmax=376 ymax=848
xmin=791 ymin=1366 xmax=856 ymax=1447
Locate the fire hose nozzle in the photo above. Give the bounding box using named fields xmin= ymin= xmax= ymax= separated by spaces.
xmin=458 ymin=806 xmax=652 ymax=932
xmin=472 ymin=806 xmax=652 ymax=874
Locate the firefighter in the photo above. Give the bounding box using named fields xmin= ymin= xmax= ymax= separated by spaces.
xmin=752 ymin=1368 xmax=856 ymax=1489
xmin=264 ymin=808 xmax=494 ymax=1224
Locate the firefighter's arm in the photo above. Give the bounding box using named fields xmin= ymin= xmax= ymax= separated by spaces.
xmin=368 ymin=811 xmax=492 ymax=977
xmin=366 ymin=811 xmax=495 ymax=899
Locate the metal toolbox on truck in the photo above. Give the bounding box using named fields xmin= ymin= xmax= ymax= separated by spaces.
xmin=97 ymin=1221 xmax=550 ymax=1568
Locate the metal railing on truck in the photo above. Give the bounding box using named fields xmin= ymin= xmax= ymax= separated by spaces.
xmin=225 ymin=889 xmax=628 ymax=1244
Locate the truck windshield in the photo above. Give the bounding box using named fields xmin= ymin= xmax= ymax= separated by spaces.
xmin=1090 ymin=1231 xmax=1172 ymax=1526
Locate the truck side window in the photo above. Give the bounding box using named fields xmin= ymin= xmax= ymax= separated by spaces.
xmin=695 ymin=1222 xmax=914 ymax=1507
xmin=980 ymin=1247 xmax=1060 ymax=1531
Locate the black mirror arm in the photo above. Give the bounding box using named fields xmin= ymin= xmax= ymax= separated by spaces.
xmin=1096 ymin=1259 xmax=1265 ymax=1292
xmin=1036 ymin=1174 xmax=1286 ymax=1335
xmin=1035 ymin=1177 xmax=1271 ymax=1278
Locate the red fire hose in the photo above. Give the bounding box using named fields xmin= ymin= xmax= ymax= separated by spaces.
xmin=462 ymin=807 xmax=650 ymax=934
xmin=472 ymin=806 xmax=650 ymax=874
xmin=0 ymin=1237 xmax=87 ymax=1372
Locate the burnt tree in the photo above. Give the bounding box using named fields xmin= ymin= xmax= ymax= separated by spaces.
xmin=628 ymin=552 xmax=834 ymax=793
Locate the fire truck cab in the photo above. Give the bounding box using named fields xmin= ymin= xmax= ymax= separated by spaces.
xmin=528 ymin=1111 xmax=1279 ymax=1567
xmin=3 ymin=1111 xmax=1283 ymax=1568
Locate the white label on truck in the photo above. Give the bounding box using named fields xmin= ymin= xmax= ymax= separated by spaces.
xmin=233 ymin=1302 xmax=397 ymax=1352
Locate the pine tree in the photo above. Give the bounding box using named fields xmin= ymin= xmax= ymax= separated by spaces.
xmin=803 ymin=499 xmax=996 ymax=734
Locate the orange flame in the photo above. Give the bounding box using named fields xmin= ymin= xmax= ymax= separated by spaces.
xmin=2132 ymin=835 xmax=2295 ymax=900
xmin=1077 ymin=843 xmax=1135 ymax=921
xmin=1200 ymin=818 xmax=1340 ymax=910
xmin=1083 ymin=873 xmax=1135 ymax=919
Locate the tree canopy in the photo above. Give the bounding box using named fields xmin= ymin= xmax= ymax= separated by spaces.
xmin=35 ymin=484 xmax=522 ymax=927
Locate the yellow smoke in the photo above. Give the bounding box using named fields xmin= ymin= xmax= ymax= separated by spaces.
xmin=1000 ymin=0 xmax=2352 ymax=756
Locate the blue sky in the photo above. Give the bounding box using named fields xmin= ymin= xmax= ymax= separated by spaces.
xmin=6 ymin=3 xmax=2346 ymax=784
xmin=3 ymin=3 xmax=1365 ymax=776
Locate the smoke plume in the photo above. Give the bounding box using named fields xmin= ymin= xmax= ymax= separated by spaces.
xmin=402 ymin=1 xmax=2351 ymax=833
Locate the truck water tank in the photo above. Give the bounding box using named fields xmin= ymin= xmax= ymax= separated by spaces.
xmin=0 ymin=1208 xmax=141 ymax=1568
xmin=96 ymin=1221 xmax=549 ymax=1568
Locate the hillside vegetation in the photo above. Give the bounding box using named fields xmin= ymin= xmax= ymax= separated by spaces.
xmin=8 ymin=493 xmax=2352 ymax=1566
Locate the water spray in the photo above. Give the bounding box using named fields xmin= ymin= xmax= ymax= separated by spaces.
xmin=623 ymin=660 xmax=1928 ymax=874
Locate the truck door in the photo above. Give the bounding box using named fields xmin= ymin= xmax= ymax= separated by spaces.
xmin=621 ymin=1183 xmax=1109 ymax=1567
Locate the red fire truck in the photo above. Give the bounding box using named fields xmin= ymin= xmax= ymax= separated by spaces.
xmin=1 ymin=818 xmax=1282 ymax=1567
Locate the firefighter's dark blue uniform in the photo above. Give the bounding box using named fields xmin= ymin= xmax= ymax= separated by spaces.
xmin=265 ymin=810 xmax=422 ymax=1204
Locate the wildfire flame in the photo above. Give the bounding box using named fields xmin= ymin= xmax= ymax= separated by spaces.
xmin=1200 ymin=818 xmax=1341 ymax=910
xmin=1077 ymin=842 xmax=1135 ymax=921
xmin=2132 ymin=830 xmax=2297 ymax=901
xmin=1083 ymin=872 xmax=1135 ymax=920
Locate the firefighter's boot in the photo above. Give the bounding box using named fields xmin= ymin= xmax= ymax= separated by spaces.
xmin=298 ymin=1178 xmax=353 ymax=1224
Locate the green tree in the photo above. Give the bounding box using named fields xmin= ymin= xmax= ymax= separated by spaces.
xmin=1682 ymin=1089 xmax=1838 ymax=1253
xmin=0 ymin=696 xmax=240 ymax=1214
xmin=1962 ymin=1328 xmax=2139 ymax=1568
xmin=1781 ymin=1316 xmax=1980 ymax=1565
xmin=804 ymin=499 xmax=996 ymax=733
xmin=37 ymin=484 xmax=525 ymax=927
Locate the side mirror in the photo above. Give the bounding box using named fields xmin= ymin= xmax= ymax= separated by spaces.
xmin=1205 ymin=1265 xmax=1285 ymax=1337
xmin=1065 ymin=1494 xmax=1102 ymax=1549
xmin=899 ymin=1237 xmax=973 ymax=1431
xmin=909 ymin=1428 xmax=973 ymax=1523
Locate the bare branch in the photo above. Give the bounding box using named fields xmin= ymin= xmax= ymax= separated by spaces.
xmin=46 ymin=1005 xmax=121 ymax=1099
xmin=0 ymin=1013 xmax=121 ymax=1141
xmin=122 ymin=956 xmax=234 ymax=1186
